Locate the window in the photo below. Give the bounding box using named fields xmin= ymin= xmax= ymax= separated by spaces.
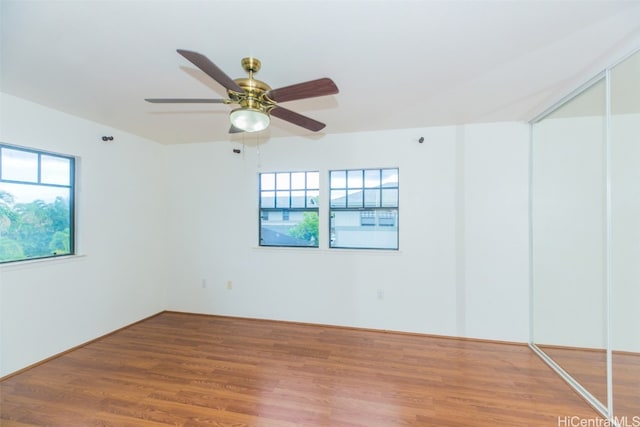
xmin=0 ymin=144 xmax=75 ymax=263
xmin=259 ymin=171 xmax=319 ymax=247
xmin=378 ymin=210 xmax=397 ymax=227
xmin=360 ymin=210 xmax=376 ymax=226
xmin=330 ymin=168 xmax=398 ymax=249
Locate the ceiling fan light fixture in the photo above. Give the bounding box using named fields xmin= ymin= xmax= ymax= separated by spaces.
xmin=230 ymin=107 xmax=270 ymax=132
xmin=147 ymin=51 xmax=337 ymax=133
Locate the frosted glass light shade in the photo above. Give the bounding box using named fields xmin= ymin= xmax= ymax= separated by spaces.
xmin=230 ymin=108 xmax=270 ymax=132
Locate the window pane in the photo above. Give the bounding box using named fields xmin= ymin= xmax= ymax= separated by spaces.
xmin=291 ymin=190 xmax=305 ymax=208
xmin=307 ymin=190 xmax=319 ymax=207
xmin=261 ymin=191 xmax=275 ymax=208
xmin=330 ymin=210 xmax=398 ymax=249
xmin=330 ymin=170 xmax=346 ymax=189
xmin=307 ymin=172 xmax=319 ymax=189
xmin=1 ymin=148 xmax=38 ymax=182
xmin=330 ymin=189 xmax=346 ymax=208
xmin=260 ymin=173 xmax=275 ymax=190
xmin=347 ymin=190 xmax=363 ymax=208
xmin=381 ymin=188 xmax=398 ymax=207
xmin=364 ymin=189 xmax=379 ymax=207
xmin=382 ymin=168 xmax=399 ymax=186
xmin=260 ymin=210 xmax=318 ymax=247
xmin=41 ymin=155 xmax=71 ymax=185
xmin=347 ymin=170 xmax=363 ymax=188
xmin=276 ymin=172 xmax=290 ymax=190
xmin=275 ymin=190 xmax=290 ymax=208
xmin=0 ymin=182 xmax=72 ymax=261
xmin=364 ymin=169 xmax=380 ymax=188
xmin=291 ymin=172 xmax=306 ymax=190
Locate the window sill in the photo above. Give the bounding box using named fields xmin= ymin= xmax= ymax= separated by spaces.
xmin=252 ymin=246 xmax=401 ymax=255
xmin=0 ymin=254 xmax=87 ymax=271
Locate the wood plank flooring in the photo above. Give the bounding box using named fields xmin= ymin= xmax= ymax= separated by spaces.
xmin=1 ymin=312 xmax=604 ymax=426
xmin=537 ymin=345 xmax=640 ymax=420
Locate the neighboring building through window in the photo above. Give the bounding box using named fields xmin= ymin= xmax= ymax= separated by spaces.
xmin=0 ymin=144 xmax=75 ymax=263
xmin=259 ymin=171 xmax=319 ymax=247
xmin=330 ymin=168 xmax=398 ymax=249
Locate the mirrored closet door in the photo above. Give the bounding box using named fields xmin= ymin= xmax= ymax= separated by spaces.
xmin=531 ymin=49 xmax=639 ymax=421
xmin=610 ymin=50 xmax=640 ymax=422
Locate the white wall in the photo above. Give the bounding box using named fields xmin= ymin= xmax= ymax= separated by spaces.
xmin=0 ymin=93 xmax=531 ymax=377
xmin=163 ymin=122 xmax=530 ymax=342
xmin=0 ymin=94 xmax=168 ymax=377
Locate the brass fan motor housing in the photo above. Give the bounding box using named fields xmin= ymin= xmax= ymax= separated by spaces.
xmin=229 ymin=57 xmax=274 ymax=113
xmin=233 ymin=77 xmax=271 ymax=94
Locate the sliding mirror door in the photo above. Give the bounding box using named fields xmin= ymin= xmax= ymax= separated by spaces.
xmin=531 ymin=77 xmax=608 ymax=410
xmin=532 ymin=49 xmax=640 ymax=420
xmin=611 ymin=50 xmax=640 ymax=420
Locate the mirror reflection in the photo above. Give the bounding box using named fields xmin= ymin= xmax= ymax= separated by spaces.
xmin=532 ymin=49 xmax=640 ymax=420
xmin=532 ymin=78 xmax=608 ymax=407
xmin=610 ymin=50 xmax=640 ymax=421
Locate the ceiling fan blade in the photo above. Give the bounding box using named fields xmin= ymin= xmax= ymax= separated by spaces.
xmin=177 ymin=49 xmax=245 ymax=93
xmin=270 ymin=106 xmax=326 ymax=132
xmin=267 ymin=78 xmax=339 ymax=103
xmin=145 ymin=98 xmax=227 ymax=103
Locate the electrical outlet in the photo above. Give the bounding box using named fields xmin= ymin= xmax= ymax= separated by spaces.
xmin=226 ymin=280 xmax=233 ymax=290
xmin=201 ymin=279 xmax=207 ymax=289
xmin=377 ymin=289 xmax=384 ymax=300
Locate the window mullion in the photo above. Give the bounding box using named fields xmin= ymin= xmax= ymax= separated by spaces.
xmin=37 ymin=153 xmax=42 ymax=184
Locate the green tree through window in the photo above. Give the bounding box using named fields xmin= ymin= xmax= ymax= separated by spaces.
xmin=288 ymin=211 xmax=319 ymax=243
xmin=0 ymin=144 xmax=75 ymax=263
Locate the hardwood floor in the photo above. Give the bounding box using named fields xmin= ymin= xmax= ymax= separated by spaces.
xmin=614 ymin=352 xmax=640 ymax=421
xmin=1 ymin=312 xmax=603 ymax=426
xmin=537 ymin=345 xmax=640 ymax=421
xmin=537 ymin=346 xmax=609 ymax=407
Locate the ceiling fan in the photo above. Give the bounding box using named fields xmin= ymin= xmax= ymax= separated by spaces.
xmin=145 ymin=49 xmax=339 ymax=133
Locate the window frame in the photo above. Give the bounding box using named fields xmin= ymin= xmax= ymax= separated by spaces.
xmin=258 ymin=170 xmax=319 ymax=248
xmin=329 ymin=167 xmax=399 ymax=250
xmin=0 ymin=143 xmax=76 ymax=264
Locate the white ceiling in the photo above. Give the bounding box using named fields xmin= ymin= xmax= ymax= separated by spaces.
xmin=1 ymin=0 xmax=639 ymax=145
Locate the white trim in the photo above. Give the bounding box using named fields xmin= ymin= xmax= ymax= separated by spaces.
xmin=604 ymin=66 xmax=614 ymax=420
xmin=0 ymin=254 xmax=87 ymax=271
xmin=530 ymin=47 xmax=640 ymax=124
xmin=251 ymin=246 xmax=402 ymax=256
xmin=528 ymin=123 xmax=534 ymax=346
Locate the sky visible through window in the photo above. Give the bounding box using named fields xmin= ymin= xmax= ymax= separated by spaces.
xmin=260 ymin=172 xmax=319 ymax=191
xmin=0 ymin=147 xmax=71 ymax=203
xmin=330 ymin=169 xmax=398 ymax=204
